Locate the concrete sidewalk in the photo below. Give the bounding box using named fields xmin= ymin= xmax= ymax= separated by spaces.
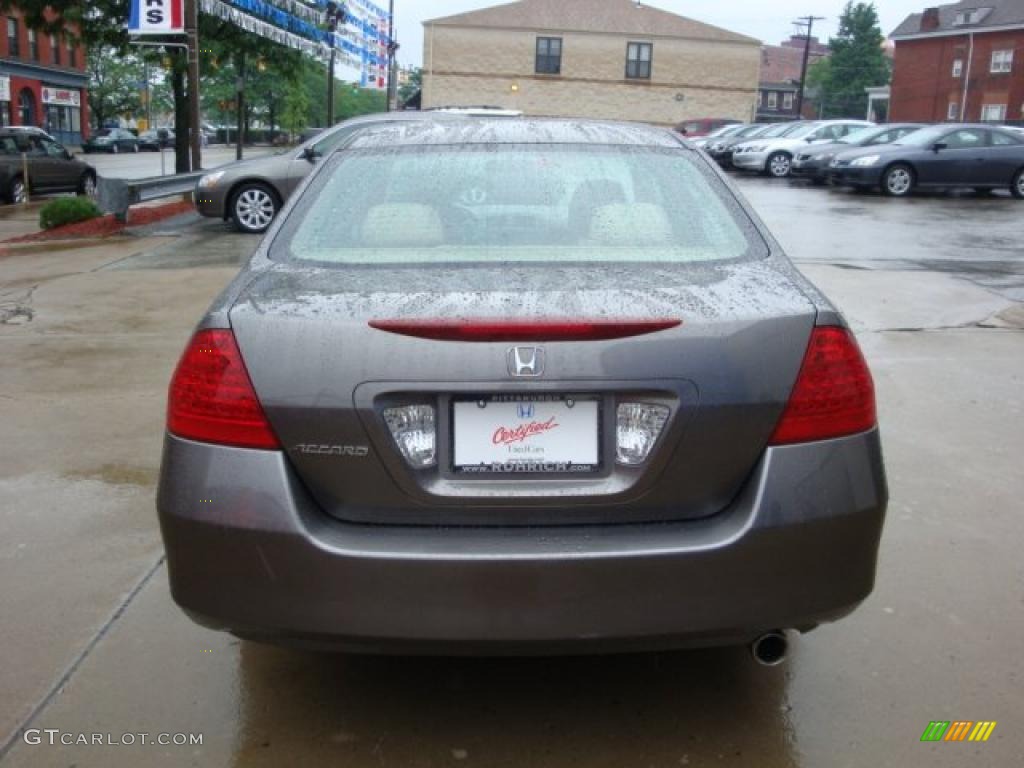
xmin=0 ymin=202 xmax=46 ymax=242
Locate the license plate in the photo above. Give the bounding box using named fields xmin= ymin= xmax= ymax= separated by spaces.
xmin=453 ymin=396 xmax=599 ymax=474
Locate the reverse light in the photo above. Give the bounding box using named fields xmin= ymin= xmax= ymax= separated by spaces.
xmin=384 ymin=405 xmax=437 ymax=468
xmin=769 ymin=326 xmax=876 ymax=445
xmin=167 ymin=329 xmax=280 ymax=450
xmin=851 ymin=155 xmax=880 ymax=167
xmin=616 ymin=403 xmax=670 ymax=466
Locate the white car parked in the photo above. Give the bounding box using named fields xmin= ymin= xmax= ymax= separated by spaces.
xmin=732 ymin=120 xmax=875 ymax=177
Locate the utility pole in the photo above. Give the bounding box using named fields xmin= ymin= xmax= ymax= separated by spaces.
xmin=386 ymin=0 xmax=397 ymax=111
xmin=324 ymin=2 xmax=346 ymax=126
xmin=327 ymin=46 xmax=336 ymax=126
xmin=235 ymin=52 xmax=246 ymax=161
xmin=185 ymin=0 xmax=202 ymax=170
xmin=794 ymin=15 xmax=825 ymax=119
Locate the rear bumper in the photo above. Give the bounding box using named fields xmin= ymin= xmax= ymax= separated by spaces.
xmin=157 ymin=430 xmax=887 ymax=654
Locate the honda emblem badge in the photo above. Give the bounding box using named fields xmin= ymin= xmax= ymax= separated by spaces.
xmin=508 ymin=347 xmax=545 ymax=378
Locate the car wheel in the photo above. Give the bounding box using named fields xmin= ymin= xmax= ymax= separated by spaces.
xmin=231 ymin=183 xmax=279 ymax=234
xmin=112 ymin=144 xmax=119 ymax=154
xmin=881 ymin=164 xmax=914 ymax=197
xmin=7 ymin=176 xmax=26 ymax=204
xmin=1012 ymin=169 xmax=1024 ymax=200
xmin=78 ymin=172 xmax=97 ymax=198
xmin=766 ymin=152 xmax=792 ymax=178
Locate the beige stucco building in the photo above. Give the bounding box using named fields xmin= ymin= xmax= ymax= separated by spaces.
xmin=422 ymin=0 xmax=761 ymax=125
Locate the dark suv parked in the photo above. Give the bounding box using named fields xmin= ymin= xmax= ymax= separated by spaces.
xmin=0 ymin=129 xmax=97 ymax=204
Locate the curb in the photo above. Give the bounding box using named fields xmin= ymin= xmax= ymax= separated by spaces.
xmin=0 ymin=236 xmax=131 ymax=256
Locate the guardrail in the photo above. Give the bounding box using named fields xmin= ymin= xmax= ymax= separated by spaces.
xmin=96 ymin=172 xmax=205 ymax=222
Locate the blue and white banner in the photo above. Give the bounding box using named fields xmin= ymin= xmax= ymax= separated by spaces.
xmin=128 ymin=0 xmax=185 ymax=35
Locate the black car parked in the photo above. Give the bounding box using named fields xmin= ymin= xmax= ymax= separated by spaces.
xmin=138 ymin=128 xmax=174 ymax=151
xmin=830 ymin=124 xmax=1024 ymax=198
xmin=82 ymin=128 xmax=139 ymax=154
xmin=0 ymin=129 xmax=97 ymax=204
xmin=791 ymin=123 xmax=925 ymax=184
xmin=703 ymin=124 xmax=774 ymax=167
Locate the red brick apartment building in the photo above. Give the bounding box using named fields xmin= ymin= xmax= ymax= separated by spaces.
xmin=890 ymin=0 xmax=1024 ymax=124
xmin=0 ymin=5 xmax=88 ymax=144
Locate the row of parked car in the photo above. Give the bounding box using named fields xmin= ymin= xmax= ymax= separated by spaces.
xmin=694 ymin=120 xmax=1024 ymax=198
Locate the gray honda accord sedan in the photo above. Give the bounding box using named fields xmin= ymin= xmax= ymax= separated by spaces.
xmin=158 ymin=118 xmax=887 ymax=660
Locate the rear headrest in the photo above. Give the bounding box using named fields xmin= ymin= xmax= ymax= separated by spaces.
xmin=361 ymin=204 xmax=444 ymax=247
xmin=588 ymin=203 xmax=672 ymax=246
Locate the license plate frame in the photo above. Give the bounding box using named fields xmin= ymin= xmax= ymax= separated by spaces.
xmin=451 ymin=394 xmax=602 ymax=475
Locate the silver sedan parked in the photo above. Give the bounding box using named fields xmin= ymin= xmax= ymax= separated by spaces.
xmin=159 ymin=118 xmax=887 ymax=660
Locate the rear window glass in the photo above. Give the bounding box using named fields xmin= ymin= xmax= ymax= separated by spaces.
xmin=274 ymin=145 xmax=765 ymax=266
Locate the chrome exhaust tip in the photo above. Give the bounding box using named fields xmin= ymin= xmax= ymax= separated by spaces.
xmin=750 ymin=630 xmax=788 ymax=666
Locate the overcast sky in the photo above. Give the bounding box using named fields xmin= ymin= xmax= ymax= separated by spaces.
xmin=388 ymin=0 xmax=925 ymax=69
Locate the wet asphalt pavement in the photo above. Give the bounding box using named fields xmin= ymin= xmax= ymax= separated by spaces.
xmin=1 ymin=176 xmax=1022 ymax=767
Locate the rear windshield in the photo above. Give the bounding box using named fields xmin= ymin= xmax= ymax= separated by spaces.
xmin=274 ymin=145 xmax=766 ymax=266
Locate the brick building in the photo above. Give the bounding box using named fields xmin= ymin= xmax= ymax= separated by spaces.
xmin=890 ymin=0 xmax=1024 ymax=124
xmin=0 ymin=6 xmax=89 ymax=145
xmin=757 ymin=36 xmax=829 ymax=122
xmin=421 ymin=0 xmax=760 ymax=126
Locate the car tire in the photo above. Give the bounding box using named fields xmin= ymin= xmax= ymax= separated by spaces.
xmin=766 ymin=152 xmax=792 ymax=178
xmin=230 ymin=183 xmax=280 ymax=234
xmin=7 ymin=175 xmax=26 ymax=204
xmin=881 ymin=163 xmax=914 ymax=197
xmin=78 ymin=172 xmax=97 ymax=198
xmin=1012 ymin=169 xmax=1024 ymax=200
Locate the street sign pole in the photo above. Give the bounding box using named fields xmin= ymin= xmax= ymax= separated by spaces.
xmin=185 ymin=0 xmax=202 ymax=171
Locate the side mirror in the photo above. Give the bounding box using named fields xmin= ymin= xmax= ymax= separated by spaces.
xmin=301 ymin=146 xmax=321 ymax=163
xmin=932 ymin=142 xmax=948 ymax=152
xmin=64 ymin=149 xmax=74 ymax=160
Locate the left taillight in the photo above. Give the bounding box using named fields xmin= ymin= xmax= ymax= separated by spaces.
xmin=167 ymin=329 xmax=280 ymax=450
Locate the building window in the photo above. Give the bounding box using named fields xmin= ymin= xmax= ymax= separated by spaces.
xmin=625 ymin=42 xmax=652 ymax=79
xmin=947 ymin=101 xmax=959 ymax=120
xmin=67 ymin=39 xmax=77 ymax=67
xmin=783 ymin=92 xmax=794 ymax=110
xmin=50 ymin=34 xmax=60 ymax=65
xmin=27 ymin=28 xmax=37 ymax=60
xmin=981 ymin=104 xmax=1007 ymax=121
xmin=952 ymin=59 xmax=963 ymax=77
xmin=535 ymin=37 xmax=562 ymax=74
xmin=7 ymin=17 xmax=18 ymax=57
xmin=991 ymin=49 xmax=1013 ymax=73
xmin=767 ymin=91 xmax=778 ymax=110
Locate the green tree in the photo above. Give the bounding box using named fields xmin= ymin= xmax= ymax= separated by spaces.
xmin=87 ymin=45 xmax=144 ymax=129
xmin=809 ymin=2 xmax=890 ymax=119
xmin=398 ymin=67 xmax=422 ymax=106
xmin=281 ymin=84 xmax=310 ymax=140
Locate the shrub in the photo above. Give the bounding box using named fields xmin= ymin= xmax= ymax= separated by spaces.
xmin=39 ymin=196 xmax=103 ymax=231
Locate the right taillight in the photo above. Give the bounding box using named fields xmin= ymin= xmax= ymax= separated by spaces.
xmin=769 ymin=326 xmax=876 ymax=445
xmin=167 ymin=329 xmax=280 ymax=450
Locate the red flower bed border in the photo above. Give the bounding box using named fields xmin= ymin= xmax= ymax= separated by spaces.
xmin=4 ymin=201 xmax=196 ymax=244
